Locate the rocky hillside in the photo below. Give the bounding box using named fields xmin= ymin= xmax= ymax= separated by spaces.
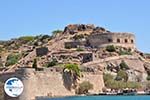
xmin=1 ymin=24 xmax=150 ymax=89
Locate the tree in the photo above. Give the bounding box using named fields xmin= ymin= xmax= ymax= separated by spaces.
xmin=32 ymin=58 xmax=37 ymax=70
xmin=76 ymin=81 xmax=93 ymax=94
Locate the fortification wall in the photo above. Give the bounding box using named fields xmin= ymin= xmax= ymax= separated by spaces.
xmin=88 ymin=32 xmax=136 ymax=49
xmin=0 ymin=68 xmax=104 ymax=100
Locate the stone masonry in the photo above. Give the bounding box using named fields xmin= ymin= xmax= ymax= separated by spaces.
xmin=0 ymin=68 xmax=104 ymax=100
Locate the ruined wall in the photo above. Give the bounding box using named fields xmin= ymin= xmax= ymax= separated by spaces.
xmin=88 ymin=32 xmax=136 ymax=49
xmin=64 ymin=40 xmax=87 ymax=48
xmin=0 ymin=68 xmax=104 ymax=100
xmin=80 ymin=73 xmax=104 ymax=93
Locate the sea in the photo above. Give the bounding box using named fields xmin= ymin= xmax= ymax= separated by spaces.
xmin=37 ymin=95 xmax=150 ymax=100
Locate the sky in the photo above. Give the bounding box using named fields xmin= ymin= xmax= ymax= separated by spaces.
xmin=0 ymin=0 xmax=150 ymax=53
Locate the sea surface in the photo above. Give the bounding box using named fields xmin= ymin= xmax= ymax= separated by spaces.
xmin=37 ymin=95 xmax=150 ymax=100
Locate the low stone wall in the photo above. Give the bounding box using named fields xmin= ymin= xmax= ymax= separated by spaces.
xmin=0 ymin=68 xmax=104 ymax=100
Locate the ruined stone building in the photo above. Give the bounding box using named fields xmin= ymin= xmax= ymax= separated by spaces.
xmin=87 ymin=32 xmax=135 ymax=49
xmin=64 ymin=24 xmax=136 ymax=50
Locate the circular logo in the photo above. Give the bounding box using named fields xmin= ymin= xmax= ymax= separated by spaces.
xmin=4 ymin=77 xmax=24 ymax=97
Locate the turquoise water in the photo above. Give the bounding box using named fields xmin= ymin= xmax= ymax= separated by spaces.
xmin=38 ymin=96 xmax=150 ymax=100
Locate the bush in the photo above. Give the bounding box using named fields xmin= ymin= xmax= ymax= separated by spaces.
xmin=105 ymin=79 xmax=141 ymax=89
xmin=76 ymin=48 xmax=84 ymax=51
xmin=120 ymin=60 xmax=129 ymax=70
xmin=116 ymin=70 xmax=128 ymax=82
xmin=147 ymin=75 xmax=150 ymax=81
xmin=76 ymin=81 xmax=93 ymax=94
xmin=46 ymin=59 xmax=58 ymax=67
xmin=5 ymin=53 xmax=21 ymax=66
xmin=104 ymin=72 xmax=140 ymax=89
xmin=65 ymin=45 xmax=71 ymax=49
xmin=64 ymin=63 xmax=80 ymax=77
xmin=103 ymin=73 xmax=114 ymax=83
xmin=52 ymin=30 xmax=63 ymax=37
xmin=119 ymin=50 xmax=132 ymax=55
xmin=0 ymin=47 xmax=3 ymax=53
xmin=146 ymin=82 xmax=150 ymax=89
xmin=106 ymin=45 xmax=116 ymax=52
xmin=19 ymin=36 xmax=35 ymax=43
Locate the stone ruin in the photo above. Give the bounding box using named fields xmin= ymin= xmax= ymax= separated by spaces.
xmin=63 ymin=24 xmax=136 ymax=50
xmin=36 ymin=47 xmax=49 ymax=57
xmin=63 ymin=24 xmax=108 ymax=34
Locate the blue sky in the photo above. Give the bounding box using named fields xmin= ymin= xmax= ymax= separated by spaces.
xmin=0 ymin=0 xmax=150 ymax=53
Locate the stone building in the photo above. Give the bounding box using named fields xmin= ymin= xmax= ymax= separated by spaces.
xmin=87 ymin=32 xmax=136 ymax=49
xmin=36 ymin=47 xmax=49 ymax=57
xmin=64 ymin=32 xmax=136 ymax=50
xmin=64 ymin=39 xmax=87 ymax=49
xmin=63 ymin=24 xmax=136 ymax=50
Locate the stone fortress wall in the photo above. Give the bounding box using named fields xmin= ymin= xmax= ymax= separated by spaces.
xmin=0 ymin=68 xmax=104 ymax=100
xmin=64 ymin=27 xmax=136 ymax=50
xmin=87 ymin=32 xmax=136 ymax=49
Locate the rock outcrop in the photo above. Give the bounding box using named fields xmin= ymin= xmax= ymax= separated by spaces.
xmin=63 ymin=24 xmax=108 ymax=34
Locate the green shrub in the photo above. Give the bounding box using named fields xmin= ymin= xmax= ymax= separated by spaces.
xmin=126 ymin=82 xmax=141 ymax=89
xmin=103 ymin=73 xmax=114 ymax=83
xmin=65 ymin=45 xmax=71 ymax=49
xmin=52 ymin=30 xmax=63 ymax=37
xmin=146 ymin=82 xmax=150 ymax=89
xmin=116 ymin=70 xmax=128 ymax=82
xmin=0 ymin=47 xmax=3 ymax=53
xmin=147 ymin=75 xmax=150 ymax=81
xmin=106 ymin=45 xmax=116 ymax=52
xmin=5 ymin=53 xmax=21 ymax=66
xmin=120 ymin=60 xmax=129 ymax=70
xmin=105 ymin=79 xmax=141 ymax=89
xmin=119 ymin=50 xmax=132 ymax=55
xmin=76 ymin=48 xmax=84 ymax=51
xmin=64 ymin=63 xmax=80 ymax=77
xmin=104 ymin=72 xmax=140 ymax=89
xmin=19 ymin=36 xmax=35 ymax=43
xmin=46 ymin=59 xmax=58 ymax=67
xmin=76 ymin=81 xmax=93 ymax=94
